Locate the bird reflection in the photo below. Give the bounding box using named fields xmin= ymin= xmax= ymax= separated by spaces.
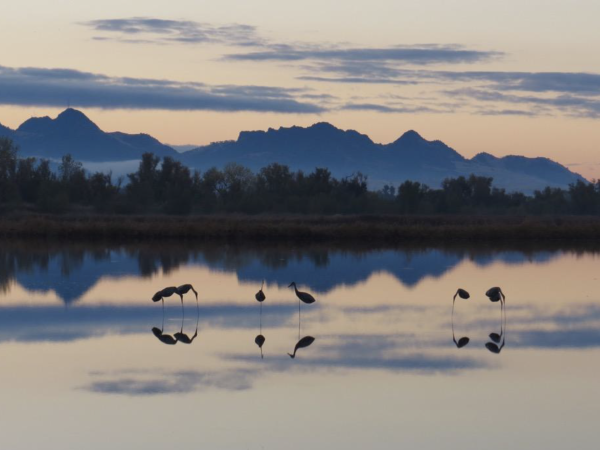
xmin=289 ymin=281 xmax=315 ymax=338
xmin=288 ymin=336 xmax=315 ymax=359
xmin=152 ymin=308 xmax=178 ymax=345
xmin=255 ymin=334 xmax=266 ymax=358
xmin=255 ymin=289 xmax=266 ymax=358
xmin=174 ymin=302 xmax=199 ymax=345
xmin=485 ymin=297 xmax=507 ymax=354
xmin=452 ymin=288 xmax=470 ymax=348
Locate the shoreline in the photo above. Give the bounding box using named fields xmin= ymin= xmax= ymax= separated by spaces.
xmin=2 ymin=214 xmax=600 ymax=241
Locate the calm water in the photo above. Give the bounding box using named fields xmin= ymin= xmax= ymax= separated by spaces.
xmin=1 ymin=240 xmax=599 ymax=449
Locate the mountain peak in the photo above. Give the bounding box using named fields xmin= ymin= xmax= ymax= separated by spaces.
xmin=394 ymin=130 xmax=426 ymax=145
xmin=55 ymin=108 xmax=100 ymax=131
xmin=309 ymin=122 xmax=339 ymax=131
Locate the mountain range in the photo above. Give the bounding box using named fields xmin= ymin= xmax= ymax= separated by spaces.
xmin=0 ymin=109 xmax=586 ymax=193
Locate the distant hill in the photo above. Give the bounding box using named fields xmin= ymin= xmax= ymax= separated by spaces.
xmin=0 ymin=109 xmax=586 ymax=193
xmin=0 ymin=108 xmax=176 ymax=161
xmin=181 ymin=122 xmax=586 ymax=193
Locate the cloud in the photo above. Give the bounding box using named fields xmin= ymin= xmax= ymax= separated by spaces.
xmin=229 ymin=333 xmax=488 ymax=374
xmin=514 ymin=328 xmax=600 ymax=349
xmin=226 ymin=44 xmax=501 ymax=66
xmin=0 ymin=303 xmax=294 ymax=343
xmin=82 ymin=18 xmax=264 ymax=46
xmin=434 ymin=71 xmax=600 ymax=95
xmin=299 ymin=75 xmax=415 ymax=85
xmin=342 ymin=103 xmax=447 ymax=114
xmin=299 ymin=67 xmax=600 ymax=96
xmin=0 ymin=65 xmax=324 ymax=113
xmin=448 ymin=87 xmax=600 ymax=118
xmin=85 ymin=369 xmax=257 ymax=395
xmin=302 ymin=67 xmax=600 ymax=118
xmin=477 ymin=109 xmax=540 ymax=117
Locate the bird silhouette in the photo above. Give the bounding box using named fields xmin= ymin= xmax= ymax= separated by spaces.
xmin=174 ymin=303 xmax=199 ymax=345
xmin=177 ymin=284 xmax=198 ymax=303
xmin=452 ymin=288 xmax=470 ymax=348
xmin=453 ymin=288 xmax=470 ymax=300
xmin=485 ymin=287 xmax=506 ymax=305
xmin=486 ymin=297 xmax=507 ymax=354
xmin=152 ymin=327 xmax=178 ymax=345
xmin=151 ymin=309 xmax=178 ymax=345
xmin=288 ymin=336 xmax=315 ymax=359
xmin=289 ymin=282 xmax=316 ymax=338
xmin=255 ymin=281 xmax=266 ymax=303
xmin=255 ymin=334 xmax=266 ymax=358
xmin=289 ymin=282 xmax=316 ymax=304
xmin=255 ymin=291 xmax=266 ymax=358
xmin=152 ymin=286 xmax=183 ymax=312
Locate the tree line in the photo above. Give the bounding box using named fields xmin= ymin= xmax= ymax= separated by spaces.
xmin=1 ymin=137 xmax=598 ymax=215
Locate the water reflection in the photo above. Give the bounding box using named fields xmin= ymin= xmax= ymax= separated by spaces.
xmin=288 ymin=336 xmax=316 ymax=359
xmin=452 ymin=288 xmax=471 ymax=348
xmin=0 ymin=240 xmax=589 ymax=303
xmin=174 ymin=307 xmax=200 ymax=345
xmin=151 ymin=310 xmax=178 ymax=346
xmin=486 ymin=300 xmax=507 ymax=354
xmin=255 ymin=294 xmax=266 ymax=358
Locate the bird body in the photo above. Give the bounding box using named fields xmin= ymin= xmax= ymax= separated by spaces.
xmin=288 ymin=336 xmax=315 ymax=358
xmin=255 ymin=281 xmax=266 ymax=302
xmin=177 ymin=284 xmax=198 ymax=302
xmin=454 ymin=288 xmax=470 ymax=300
xmin=152 ymin=327 xmax=177 ymax=345
xmin=289 ymin=282 xmax=316 ymax=304
xmin=485 ymin=287 xmax=505 ymax=303
xmin=152 ymin=286 xmax=181 ymax=303
xmin=452 ymin=288 xmax=470 ymax=348
xmin=174 ymin=329 xmax=198 ymax=344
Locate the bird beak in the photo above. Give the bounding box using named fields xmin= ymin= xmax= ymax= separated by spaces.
xmin=288 ymin=283 xmax=293 ymax=288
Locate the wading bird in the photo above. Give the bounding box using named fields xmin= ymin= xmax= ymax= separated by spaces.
xmin=453 ymin=288 xmax=470 ymax=300
xmin=288 ymin=336 xmax=315 ymax=359
xmin=255 ymin=281 xmax=266 ymax=303
xmin=152 ymin=286 xmax=183 ymax=312
xmin=452 ymin=288 xmax=470 ymax=348
xmin=485 ymin=287 xmax=506 ymax=305
xmin=289 ymin=282 xmax=315 ymax=338
xmin=177 ymin=284 xmax=198 ymax=306
xmin=289 ymin=282 xmax=316 ymax=305
xmin=255 ymin=290 xmax=266 ymax=358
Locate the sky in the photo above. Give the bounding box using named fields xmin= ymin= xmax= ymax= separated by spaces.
xmin=0 ymin=0 xmax=599 ymax=178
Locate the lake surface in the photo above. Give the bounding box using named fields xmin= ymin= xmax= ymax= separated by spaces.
xmin=1 ymin=240 xmax=599 ymax=449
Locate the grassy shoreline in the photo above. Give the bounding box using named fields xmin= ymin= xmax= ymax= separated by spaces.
xmin=2 ymin=213 xmax=600 ymax=241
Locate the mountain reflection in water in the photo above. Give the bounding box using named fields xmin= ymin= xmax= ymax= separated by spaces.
xmin=0 ymin=240 xmax=582 ymax=304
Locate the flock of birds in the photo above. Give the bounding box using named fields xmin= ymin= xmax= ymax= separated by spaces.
xmin=151 ymin=280 xmax=317 ymax=358
xmin=452 ymin=286 xmax=507 ymax=353
xmin=151 ymin=281 xmax=507 ymax=355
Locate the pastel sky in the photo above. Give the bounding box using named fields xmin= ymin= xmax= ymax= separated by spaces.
xmin=1 ymin=0 xmax=599 ymax=178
